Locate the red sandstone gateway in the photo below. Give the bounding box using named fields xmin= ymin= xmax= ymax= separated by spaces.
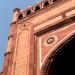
xmin=1 ymin=0 xmax=75 ymax=75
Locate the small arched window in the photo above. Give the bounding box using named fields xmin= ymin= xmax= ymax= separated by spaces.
xmin=18 ymin=14 xmax=23 ymax=19
xmin=44 ymin=1 xmax=49 ymax=7
xmin=26 ymin=10 xmax=31 ymax=15
xmin=35 ymin=6 xmax=40 ymax=11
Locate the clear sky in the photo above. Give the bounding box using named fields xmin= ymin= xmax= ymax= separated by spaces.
xmin=0 ymin=0 xmax=41 ymax=72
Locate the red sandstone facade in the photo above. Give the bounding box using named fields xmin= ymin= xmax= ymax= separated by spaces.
xmin=1 ymin=0 xmax=75 ymax=75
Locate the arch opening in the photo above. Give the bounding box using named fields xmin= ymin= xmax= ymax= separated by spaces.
xmin=26 ymin=10 xmax=31 ymax=15
xmin=44 ymin=1 xmax=49 ymax=7
xmin=42 ymin=35 xmax=75 ymax=75
xmin=18 ymin=14 xmax=23 ymax=19
xmin=35 ymin=6 xmax=40 ymax=11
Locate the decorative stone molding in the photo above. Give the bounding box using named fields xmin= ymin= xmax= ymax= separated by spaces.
xmin=16 ymin=0 xmax=62 ymax=20
xmin=19 ymin=22 xmax=33 ymax=30
xmin=42 ymin=34 xmax=75 ymax=75
xmin=44 ymin=35 xmax=58 ymax=47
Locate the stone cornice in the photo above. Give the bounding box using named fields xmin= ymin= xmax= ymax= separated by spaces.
xmin=13 ymin=0 xmax=69 ymax=25
xmin=13 ymin=0 xmax=68 ymax=23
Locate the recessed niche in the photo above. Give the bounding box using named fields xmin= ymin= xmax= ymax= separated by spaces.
xmin=35 ymin=6 xmax=40 ymax=11
xmin=18 ymin=14 xmax=23 ymax=19
xmin=44 ymin=1 xmax=49 ymax=7
xmin=26 ymin=10 xmax=31 ymax=15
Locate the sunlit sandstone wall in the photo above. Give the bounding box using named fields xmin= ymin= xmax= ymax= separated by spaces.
xmin=3 ymin=0 xmax=75 ymax=75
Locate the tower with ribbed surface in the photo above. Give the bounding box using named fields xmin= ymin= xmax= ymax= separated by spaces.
xmin=1 ymin=0 xmax=75 ymax=75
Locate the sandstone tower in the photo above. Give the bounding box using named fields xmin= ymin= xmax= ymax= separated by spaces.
xmin=1 ymin=0 xmax=75 ymax=75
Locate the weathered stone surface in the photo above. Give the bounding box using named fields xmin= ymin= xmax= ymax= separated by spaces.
xmin=2 ymin=0 xmax=75 ymax=75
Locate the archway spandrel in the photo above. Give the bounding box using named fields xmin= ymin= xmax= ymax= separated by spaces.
xmin=37 ymin=23 xmax=75 ymax=68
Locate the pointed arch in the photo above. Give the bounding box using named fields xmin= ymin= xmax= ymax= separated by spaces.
xmin=41 ymin=31 xmax=75 ymax=75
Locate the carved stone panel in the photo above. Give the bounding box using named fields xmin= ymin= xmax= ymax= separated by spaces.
xmin=14 ymin=30 xmax=29 ymax=75
xmin=37 ymin=23 xmax=75 ymax=69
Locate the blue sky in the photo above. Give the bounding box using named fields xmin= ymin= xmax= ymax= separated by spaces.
xmin=0 ymin=0 xmax=41 ymax=72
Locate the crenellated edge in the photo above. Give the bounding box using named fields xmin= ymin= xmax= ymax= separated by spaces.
xmin=12 ymin=0 xmax=61 ymax=22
